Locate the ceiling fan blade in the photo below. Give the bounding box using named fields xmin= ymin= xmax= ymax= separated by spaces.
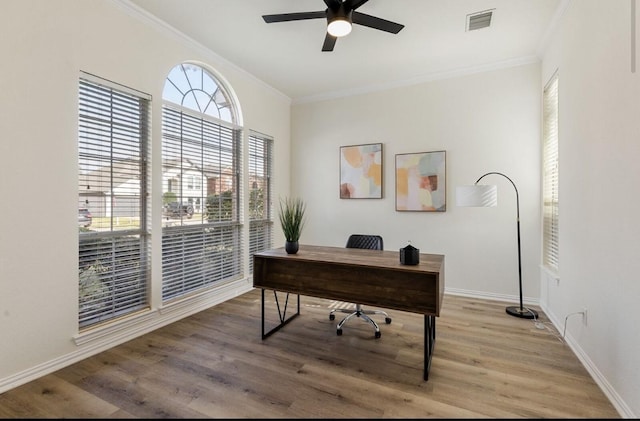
xmin=344 ymin=0 xmax=370 ymax=11
xmin=322 ymin=33 xmax=337 ymax=51
xmin=352 ymin=11 xmax=404 ymax=34
xmin=262 ymin=11 xmax=326 ymax=23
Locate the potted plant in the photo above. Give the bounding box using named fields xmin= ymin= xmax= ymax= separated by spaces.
xmin=278 ymin=196 xmax=306 ymax=254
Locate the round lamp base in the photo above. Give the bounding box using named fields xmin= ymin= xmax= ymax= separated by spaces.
xmin=506 ymin=306 xmax=538 ymax=319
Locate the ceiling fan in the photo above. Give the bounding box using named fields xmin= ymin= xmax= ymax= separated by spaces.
xmin=262 ymin=0 xmax=405 ymax=52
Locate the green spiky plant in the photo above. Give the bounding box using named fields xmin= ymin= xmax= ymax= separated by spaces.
xmin=278 ymin=197 xmax=306 ymax=242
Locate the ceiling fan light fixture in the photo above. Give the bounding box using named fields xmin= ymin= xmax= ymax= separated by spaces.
xmin=326 ymin=6 xmax=353 ymax=37
xmin=327 ymin=18 xmax=352 ymax=37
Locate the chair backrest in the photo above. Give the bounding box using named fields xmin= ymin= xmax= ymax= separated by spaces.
xmin=345 ymin=234 xmax=383 ymax=250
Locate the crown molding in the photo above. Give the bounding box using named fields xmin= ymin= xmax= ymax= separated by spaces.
xmin=536 ymin=0 xmax=572 ymax=58
xmin=292 ymin=55 xmax=540 ymax=105
xmin=114 ymin=0 xmax=560 ymax=107
xmin=112 ymin=0 xmax=291 ymax=105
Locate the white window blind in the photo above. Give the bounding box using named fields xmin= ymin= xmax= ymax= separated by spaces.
xmin=542 ymin=72 xmax=559 ymax=272
xmin=248 ymin=131 xmax=274 ymax=272
xmin=78 ymin=74 xmax=151 ymax=329
xmin=161 ymin=105 xmax=242 ymax=301
xmin=161 ymin=63 xmax=242 ymax=302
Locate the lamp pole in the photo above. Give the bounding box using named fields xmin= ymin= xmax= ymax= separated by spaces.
xmin=475 ymin=172 xmax=537 ymax=319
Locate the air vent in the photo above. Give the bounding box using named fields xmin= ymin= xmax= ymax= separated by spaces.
xmin=466 ymin=9 xmax=494 ymax=31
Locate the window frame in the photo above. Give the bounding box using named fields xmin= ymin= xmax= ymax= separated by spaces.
xmin=542 ymin=71 xmax=559 ymax=273
xmin=248 ymin=131 xmax=274 ymax=272
xmin=77 ymin=72 xmax=151 ymax=329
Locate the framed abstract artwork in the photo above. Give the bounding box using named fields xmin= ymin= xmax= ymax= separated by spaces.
xmin=395 ymin=150 xmax=446 ymax=212
xmin=340 ymin=143 xmax=383 ymax=199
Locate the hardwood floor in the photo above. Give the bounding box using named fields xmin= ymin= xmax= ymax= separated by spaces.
xmin=0 ymin=290 xmax=619 ymax=418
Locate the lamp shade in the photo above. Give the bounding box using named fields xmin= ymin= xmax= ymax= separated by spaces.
xmin=455 ymin=184 xmax=498 ymax=207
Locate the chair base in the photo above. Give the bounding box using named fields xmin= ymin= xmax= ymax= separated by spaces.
xmin=329 ymin=304 xmax=391 ymax=338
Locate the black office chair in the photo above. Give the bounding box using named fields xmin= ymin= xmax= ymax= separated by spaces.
xmin=329 ymin=234 xmax=392 ymax=338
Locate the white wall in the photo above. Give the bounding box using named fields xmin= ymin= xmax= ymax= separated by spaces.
xmin=291 ymin=63 xmax=542 ymax=304
xmin=2 ymin=0 xmax=637 ymax=416
xmin=291 ymin=2 xmax=640 ymax=413
xmin=540 ymin=0 xmax=640 ymax=417
xmin=0 ymin=0 xmax=290 ymax=391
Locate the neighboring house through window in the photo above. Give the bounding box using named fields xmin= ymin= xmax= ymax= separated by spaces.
xmin=77 ymin=72 xmax=151 ymax=329
xmin=161 ymin=63 xmax=243 ymax=301
xmin=78 ymin=64 xmax=263 ymax=325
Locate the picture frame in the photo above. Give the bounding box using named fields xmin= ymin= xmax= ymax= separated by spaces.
xmin=395 ymin=150 xmax=446 ymax=212
xmin=340 ymin=143 xmax=383 ymax=199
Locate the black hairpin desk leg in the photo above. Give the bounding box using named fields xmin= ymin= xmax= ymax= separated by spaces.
xmin=261 ymin=289 xmax=300 ymax=339
xmin=424 ymin=314 xmax=436 ymax=381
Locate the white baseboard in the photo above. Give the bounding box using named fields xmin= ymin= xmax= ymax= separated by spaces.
xmin=446 ymin=286 xmax=632 ymax=418
xmin=0 ymin=278 xmax=253 ymax=394
xmin=3 ymin=283 xmax=633 ymax=418
xmin=444 ymin=286 xmax=539 ymax=306
xmin=541 ymin=304 xmax=634 ymax=418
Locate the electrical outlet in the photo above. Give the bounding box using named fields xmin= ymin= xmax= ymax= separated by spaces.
xmin=582 ymin=307 xmax=588 ymax=325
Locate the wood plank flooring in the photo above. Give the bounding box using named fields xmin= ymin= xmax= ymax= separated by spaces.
xmin=0 ymin=290 xmax=620 ymax=418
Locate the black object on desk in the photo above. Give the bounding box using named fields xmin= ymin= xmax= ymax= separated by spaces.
xmin=400 ymin=244 xmax=420 ymax=265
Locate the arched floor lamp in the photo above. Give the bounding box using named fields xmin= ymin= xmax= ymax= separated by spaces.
xmin=456 ymin=172 xmax=538 ymax=319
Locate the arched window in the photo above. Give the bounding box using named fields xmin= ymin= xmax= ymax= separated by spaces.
xmin=161 ymin=63 xmax=242 ymax=301
xmin=163 ymin=63 xmax=235 ymax=123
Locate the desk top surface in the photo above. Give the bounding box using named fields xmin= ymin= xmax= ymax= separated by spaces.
xmin=254 ymin=244 xmax=444 ymax=315
xmin=254 ymin=244 xmax=444 ymax=274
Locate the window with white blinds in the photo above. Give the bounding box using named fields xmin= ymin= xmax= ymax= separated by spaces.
xmin=248 ymin=131 xmax=274 ymax=272
xmin=542 ymin=72 xmax=559 ymax=273
xmin=161 ymin=64 xmax=242 ymax=302
xmin=78 ymin=73 xmax=151 ymax=329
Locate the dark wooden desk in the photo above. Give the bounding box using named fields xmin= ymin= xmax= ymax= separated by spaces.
xmin=253 ymin=244 xmax=445 ymax=381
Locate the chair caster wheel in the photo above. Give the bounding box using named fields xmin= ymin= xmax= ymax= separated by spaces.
xmin=337 ymin=328 xmax=342 ymax=336
xmin=375 ymin=331 xmax=381 ymax=339
xmin=329 ymin=314 xmax=335 ymax=321
xmin=385 ymin=317 xmax=392 ymax=324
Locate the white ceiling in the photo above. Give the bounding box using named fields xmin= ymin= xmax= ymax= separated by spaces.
xmin=127 ymin=0 xmax=563 ymax=103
